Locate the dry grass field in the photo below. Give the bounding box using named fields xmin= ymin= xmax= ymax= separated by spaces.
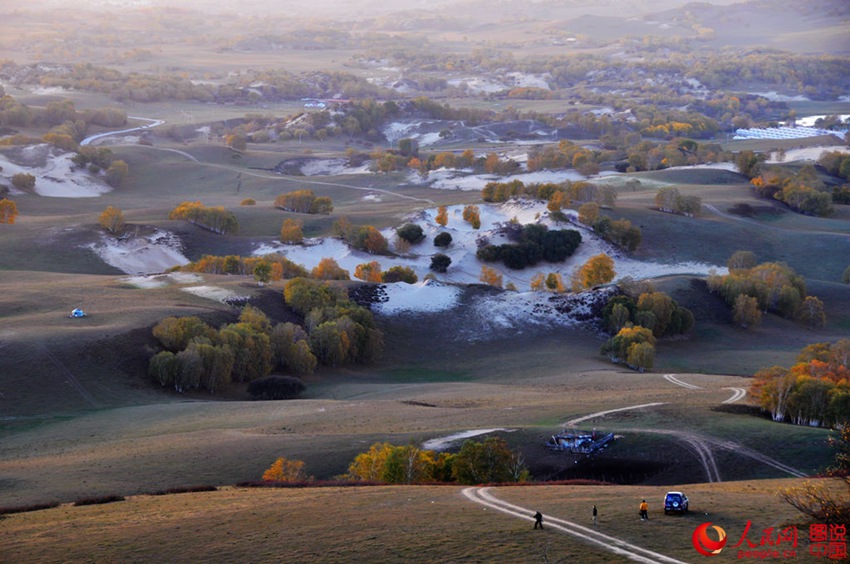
xmin=0 ymin=479 xmax=830 ymax=564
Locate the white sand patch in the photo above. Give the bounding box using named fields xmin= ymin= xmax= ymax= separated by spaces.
xmin=767 ymin=145 xmax=850 ymax=163
xmin=88 ymin=229 xmax=189 ymax=275
xmin=0 ymin=147 xmax=111 ymax=198
xmin=422 ymin=428 xmax=513 ymax=451
xmin=181 ymin=285 xmax=245 ymax=303
xmin=372 ymin=280 xmax=461 ymax=315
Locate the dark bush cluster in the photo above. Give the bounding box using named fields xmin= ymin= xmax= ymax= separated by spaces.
xmin=396 ymin=223 xmax=426 ymax=244
xmin=433 ymin=232 xmax=452 ymax=247
xmin=247 ymin=375 xmax=307 ymax=400
xmin=430 ymin=253 xmax=451 ymax=273
xmin=477 ymin=224 xmax=581 ymax=270
xmin=148 ymin=485 xmax=218 ymax=496
xmin=73 ymin=495 xmax=125 ymax=507
xmin=0 ymin=501 xmax=61 ymax=515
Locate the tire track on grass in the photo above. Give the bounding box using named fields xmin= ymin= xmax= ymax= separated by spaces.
xmin=645 ymin=430 xmax=721 ymax=483
xmin=722 ymin=387 xmax=747 ymax=404
xmin=462 ymin=487 xmax=688 ymax=564
xmin=663 ymin=373 xmax=701 ymax=390
xmin=564 ymin=403 xmax=666 ymax=427
xmin=38 ymin=343 xmax=99 ymax=408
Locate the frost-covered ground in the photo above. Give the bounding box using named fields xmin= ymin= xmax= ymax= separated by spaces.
xmin=0 ymin=145 xmax=111 ymax=198
xmin=767 ymin=145 xmax=850 ymax=163
xmin=255 ymin=201 xmax=726 ymax=319
xmin=422 ymin=428 xmax=514 ymax=451
xmin=87 ymin=230 xmax=190 ymax=275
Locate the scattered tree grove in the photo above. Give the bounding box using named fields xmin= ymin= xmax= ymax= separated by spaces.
xmin=274 ymin=189 xmax=333 ymax=214
xmin=149 ymin=284 xmax=383 ymax=392
xmin=708 ymin=254 xmax=824 ymax=327
xmin=169 ymin=201 xmax=238 ymax=235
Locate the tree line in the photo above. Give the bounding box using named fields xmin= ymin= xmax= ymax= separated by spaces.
xmin=262 ymin=435 xmax=527 ymax=486
xmin=149 ymin=280 xmax=384 ymax=392
xmin=751 ymin=340 xmax=850 ymax=428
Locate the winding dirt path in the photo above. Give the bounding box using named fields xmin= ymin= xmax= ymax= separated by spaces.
xmin=81 ymin=116 xmax=165 ymax=146
xmin=462 ymin=487 xmax=688 ymax=564
xmin=82 ymin=114 xmax=435 ymax=204
xmin=563 ymin=403 xmax=666 ymax=427
xmin=109 ymin=142 xmax=436 ymax=204
xmin=563 ymin=397 xmax=806 ymax=482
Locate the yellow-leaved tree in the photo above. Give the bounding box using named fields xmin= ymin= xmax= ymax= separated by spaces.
xmin=99 ymin=205 xmax=125 ymax=234
xmin=573 ymin=253 xmax=615 ymax=291
xmin=0 ymin=198 xmax=18 ymax=224
xmin=354 ymin=261 xmax=383 ymax=283
xmin=480 ymin=265 xmax=503 ymax=288
xmin=280 ymin=218 xmax=304 ymax=244
xmin=311 ymin=257 xmax=350 ymax=281
xmin=530 ymin=272 xmax=545 ymax=292
xmin=462 ymin=204 xmax=481 ymax=229
xmin=262 ymin=456 xmax=309 ymax=482
xmin=435 ymin=205 xmax=449 ymax=227
xmin=347 ymin=442 xmax=395 ymax=481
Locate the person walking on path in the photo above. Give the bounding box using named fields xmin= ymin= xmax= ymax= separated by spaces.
xmin=592 ymin=504 xmax=598 ymax=527
xmin=533 ymin=510 xmax=544 ymax=529
xmin=639 ymin=499 xmax=649 ymax=521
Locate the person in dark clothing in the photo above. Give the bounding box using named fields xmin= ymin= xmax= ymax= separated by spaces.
xmin=592 ymin=504 xmax=598 ymax=526
xmin=533 ymin=511 xmax=544 ymax=529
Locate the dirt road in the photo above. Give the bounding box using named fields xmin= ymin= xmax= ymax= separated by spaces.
xmin=462 ymin=487 xmax=688 ymax=564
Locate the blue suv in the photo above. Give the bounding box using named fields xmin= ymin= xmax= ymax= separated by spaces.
xmin=664 ymin=491 xmax=689 ymax=515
